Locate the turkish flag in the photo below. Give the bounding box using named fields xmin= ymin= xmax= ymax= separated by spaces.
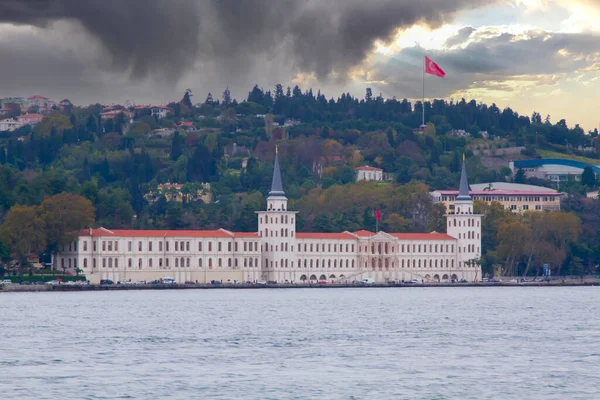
xmin=375 ymin=209 xmax=381 ymax=221
xmin=425 ymin=56 xmax=445 ymax=78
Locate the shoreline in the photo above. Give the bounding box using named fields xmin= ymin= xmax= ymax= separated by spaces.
xmin=1 ymin=280 xmax=598 ymax=293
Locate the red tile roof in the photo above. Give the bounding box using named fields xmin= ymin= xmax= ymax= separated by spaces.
xmin=80 ymin=228 xmax=236 ymax=238
xmin=296 ymin=232 xmax=357 ymax=240
xmin=355 ymin=166 xmax=383 ymax=171
xmin=435 ymin=190 xmax=557 ymax=196
xmin=389 ymin=232 xmax=456 ymax=241
xmin=353 ymin=230 xmax=376 ymax=237
xmin=232 ymin=232 xmax=260 ymax=238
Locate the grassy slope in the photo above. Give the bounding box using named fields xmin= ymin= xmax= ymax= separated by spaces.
xmin=538 ymin=150 xmax=600 ymax=165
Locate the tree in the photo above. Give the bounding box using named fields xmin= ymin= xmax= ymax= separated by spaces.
xmin=515 ymin=168 xmax=526 ymax=184
xmin=0 ymin=205 xmax=46 ymax=267
xmin=222 ymin=87 xmax=232 ymax=105
xmin=581 ymin=166 xmax=596 ymax=188
xmin=171 ymin=131 xmax=184 ymax=161
xmin=39 ymin=193 xmax=95 ymax=255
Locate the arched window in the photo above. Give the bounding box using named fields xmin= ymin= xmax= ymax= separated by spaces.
xmin=352 ymin=260 xmax=355 ymax=268
xmin=199 ymin=258 xmax=202 ymax=267
xmin=138 ymin=258 xmax=142 ymax=268
xmin=218 ymin=258 xmax=222 ymax=267
xmin=83 ymin=259 xmax=88 ymax=268
xmin=175 ymin=258 xmax=179 ymax=267
xmin=180 ymin=257 xmax=184 ymax=267
xmin=228 ymin=258 xmax=232 ymax=267
xmin=186 ymin=258 xmax=190 ymax=267
xmin=108 ymin=258 xmax=112 ymax=268
xmin=128 ymin=258 xmax=132 ymax=267
xmin=115 ymin=258 xmax=118 ymax=268
xmin=149 ymin=258 xmax=153 ymax=268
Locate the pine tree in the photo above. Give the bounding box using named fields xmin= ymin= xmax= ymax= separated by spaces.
xmin=222 ymin=87 xmax=232 ymax=105
xmin=171 ymin=131 xmax=183 ymax=161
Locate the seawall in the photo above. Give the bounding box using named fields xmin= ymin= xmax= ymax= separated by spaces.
xmin=1 ymin=280 xmax=598 ymax=293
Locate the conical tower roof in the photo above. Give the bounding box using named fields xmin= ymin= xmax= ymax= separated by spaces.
xmin=456 ymin=155 xmax=471 ymax=201
xmin=269 ymin=146 xmax=285 ymax=197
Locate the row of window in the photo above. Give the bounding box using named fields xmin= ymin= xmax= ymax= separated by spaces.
xmin=73 ymin=240 xmax=260 ymax=253
xmin=458 ymin=232 xmax=479 ymax=240
xmin=459 ymin=245 xmax=479 ymax=253
xmin=66 ymin=257 xmax=261 ymax=269
xmin=450 ymin=218 xmax=479 ymax=227
xmin=262 ymin=228 xmax=294 ymax=238
xmin=260 ymin=215 xmax=294 ymax=225
xmin=443 ymin=196 xmax=557 ymax=202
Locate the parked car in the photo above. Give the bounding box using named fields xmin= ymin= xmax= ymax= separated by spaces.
xmin=100 ymin=279 xmax=114 ymax=285
xmin=45 ymin=280 xmax=60 ymax=285
xmin=1 ymin=279 xmax=12 ymax=285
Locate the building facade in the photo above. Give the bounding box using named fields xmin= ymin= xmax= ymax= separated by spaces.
xmin=510 ymin=159 xmax=600 ymax=184
xmin=355 ymin=166 xmax=384 ymax=182
xmin=57 ymin=153 xmax=482 ymax=284
xmin=432 ymin=182 xmax=561 ymax=214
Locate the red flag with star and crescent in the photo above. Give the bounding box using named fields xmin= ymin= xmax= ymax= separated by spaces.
xmin=375 ymin=209 xmax=381 ymax=221
xmin=425 ymin=56 xmax=445 ymax=78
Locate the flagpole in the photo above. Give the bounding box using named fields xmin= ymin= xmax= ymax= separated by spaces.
xmin=422 ymin=55 xmax=425 ymax=127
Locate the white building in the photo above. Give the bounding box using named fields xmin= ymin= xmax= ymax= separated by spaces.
xmin=0 ymin=118 xmax=20 ymax=132
xmin=355 ymin=166 xmax=384 ymax=182
xmin=57 ymin=153 xmax=482 ymax=284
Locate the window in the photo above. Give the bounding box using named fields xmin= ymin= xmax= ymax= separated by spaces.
xmin=166 ymin=242 xmax=169 ymax=251
xmin=159 ymin=258 xmax=163 ymax=267
xmin=149 ymin=242 xmax=153 ymax=252
xmin=128 ymin=241 xmax=132 ymax=251
xmin=138 ymin=241 xmax=142 ymax=251
xmin=128 ymin=258 xmax=132 ymax=267
xmin=166 ymin=258 xmax=169 ymax=267
xmin=175 ymin=241 xmax=179 ymax=251
xmin=108 ymin=258 xmax=112 ymax=268
xmin=93 ymin=259 xmax=96 ymax=269
xmin=102 ymin=241 xmax=106 ymax=251
xmin=149 ymin=258 xmax=153 ymax=267
xmin=102 ymin=258 xmax=106 ymax=268
xmin=93 ymin=241 xmax=97 ymax=252
xmin=159 ymin=241 xmax=163 ymax=251
xmin=218 ymin=242 xmax=222 ymax=252
xmin=180 ymin=241 xmax=184 ymax=251
xmin=83 ymin=241 xmax=88 ymax=251
xmin=114 ymin=259 xmax=118 ymax=268
xmin=186 ymin=242 xmax=190 ymax=251
xmin=244 ymin=242 xmax=247 ymax=252
xmin=218 ymin=258 xmax=222 ymax=267
xmin=138 ymin=258 xmax=142 ymax=268
xmin=114 ymin=241 xmax=118 ymax=251
xmin=83 ymin=259 xmax=87 ymax=268
xmin=209 ymin=242 xmax=212 ymax=252
xmin=175 ymin=258 xmax=179 ymax=267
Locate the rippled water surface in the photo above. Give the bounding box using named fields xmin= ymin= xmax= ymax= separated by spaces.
xmin=1 ymin=287 xmax=599 ymax=399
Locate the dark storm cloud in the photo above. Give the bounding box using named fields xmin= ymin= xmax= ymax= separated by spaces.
xmin=370 ymin=29 xmax=600 ymax=99
xmin=0 ymin=0 xmax=201 ymax=79
xmin=444 ymin=26 xmax=476 ymax=47
xmin=0 ymin=0 xmax=495 ymax=82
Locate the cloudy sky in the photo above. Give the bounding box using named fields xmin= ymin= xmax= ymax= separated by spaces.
xmin=1 ymin=0 xmax=600 ymax=129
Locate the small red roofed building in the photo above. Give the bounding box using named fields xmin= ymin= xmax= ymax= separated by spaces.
xmin=355 ymin=166 xmax=383 ymax=182
xmin=17 ymin=113 xmax=43 ymax=126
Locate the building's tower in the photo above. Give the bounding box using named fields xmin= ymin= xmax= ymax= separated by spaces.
xmin=257 ymin=147 xmax=298 ymax=282
xmin=446 ymin=156 xmax=482 ymax=281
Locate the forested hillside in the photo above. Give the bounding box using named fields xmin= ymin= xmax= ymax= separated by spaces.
xmin=1 ymin=85 xmax=599 ymax=276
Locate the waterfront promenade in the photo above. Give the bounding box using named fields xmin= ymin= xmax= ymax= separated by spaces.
xmin=1 ymin=278 xmax=598 ymax=293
